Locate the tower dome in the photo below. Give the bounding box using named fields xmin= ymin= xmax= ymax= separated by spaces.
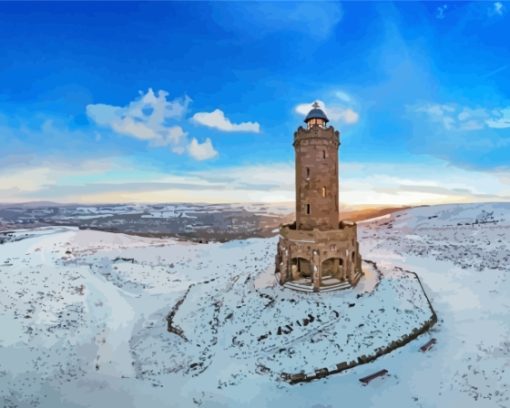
xmin=304 ymin=102 xmax=329 ymax=128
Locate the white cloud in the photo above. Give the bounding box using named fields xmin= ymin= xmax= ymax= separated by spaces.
xmin=494 ymin=2 xmax=504 ymax=15
xmin=436 ymin=4 xmax=448 ymax=20
xmin=414 ymin=103 xmax=456 ymax=129
xmin=486 ymin=108 xmax=510 ymax=128
xmin=295 ymin=99 xmax=360 ymax=125
xmin=153 ymin=126 xmax=187 ymax=148
xmin=0 ymin=167 xmax=54 ymax=193
xmin=413 ymin=103 xmax=510 ymax=131
xmin=192 ymin=109 xmax=260 ymax=133
xmin=87 ymin=89 xmax=191 ymax=147
xmin=335 ymin=91 xmax=352 ymax=103
xmin=87 ymin=89 xmax=219 ymax=161
xmin=187 ymin=137 xmax=218 ymax=161
xmin=194 ymin=163 xmax=294 ymax=191
xmin=5 ymin=158 xmax=510 ymax=206
xmin=295 ymin=101 xmax=317 ymax=116
xmin=335 ymin=108 xmax=359 ymax=124
xmin=0 ymin=159 xmax=118 ymax=201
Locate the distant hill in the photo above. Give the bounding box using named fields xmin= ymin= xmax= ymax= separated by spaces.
xmin=340 ymin=206 xmax=413 ymax=222
xmin=0 ymin=201 xmax=72 ymax=209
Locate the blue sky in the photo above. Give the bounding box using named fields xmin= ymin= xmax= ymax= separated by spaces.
xmin=1 ymin=1 xmax=510 ymax=206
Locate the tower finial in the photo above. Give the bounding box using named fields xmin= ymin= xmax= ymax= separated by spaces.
xmin=304 ymin=101 xmax=329 ymax=125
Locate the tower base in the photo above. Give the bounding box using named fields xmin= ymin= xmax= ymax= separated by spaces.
xmin=275 ymin=220 xmax=363 ymax=292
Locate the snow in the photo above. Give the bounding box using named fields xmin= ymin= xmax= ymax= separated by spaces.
xmin=141 ymin=210 xmax=195 ymax=219
xmin=167 ymin=260 xmax=432 ymax=378
xmin=1 ymin=202 xmax=509 ymax=407
xmin=60 ymin=214 xmax=114 ymax=220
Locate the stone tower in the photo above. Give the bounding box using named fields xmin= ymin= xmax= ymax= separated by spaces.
xmin=295 ymin=102 xmax=339 ymax=231
xmin=275 ymin=102 xmax=363 ymax=292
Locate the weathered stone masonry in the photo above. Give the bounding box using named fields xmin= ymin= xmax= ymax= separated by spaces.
xmin=276 ymin=103 xmax=363 ymax=292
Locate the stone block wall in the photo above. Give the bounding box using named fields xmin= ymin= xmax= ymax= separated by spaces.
xmin=294 ymin=126 xmax=340 ymax=231
xmin=276 ymin=222 xmax=363 ymax=291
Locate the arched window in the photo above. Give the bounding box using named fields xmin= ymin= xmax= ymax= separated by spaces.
xmin=322 ymin=187 xmax=326 ymax=198
xmin=323 ymin=150 xmax=326 ymax=159
xmin=306 ymin=204 xmax=311 ymax=215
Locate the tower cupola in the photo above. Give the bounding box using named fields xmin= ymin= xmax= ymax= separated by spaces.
xmin=304 ymin=102 xmax=329 ymax=129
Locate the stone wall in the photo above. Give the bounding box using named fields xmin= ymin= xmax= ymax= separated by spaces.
xmin=294 ymin=126 xmax=340 ymax=231
xmin=280 ymin=266 xmax=438 ymax=384
xmin=276 ymin=221 xmax=363 ymax=290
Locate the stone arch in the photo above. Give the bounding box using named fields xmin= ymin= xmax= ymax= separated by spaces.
xmin=289 ymin=246 xmax=312 ymax=261
xmin=321 ymin=257 xmax=345 ymax=281
xmin=290 ymin=257 xmax=313 ymax=281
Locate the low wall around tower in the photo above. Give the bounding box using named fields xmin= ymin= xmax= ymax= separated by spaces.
xmin=275 ymin=221 xmax=363 ymax=292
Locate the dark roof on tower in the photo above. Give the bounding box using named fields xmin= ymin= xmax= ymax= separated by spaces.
xmin=304 ymin=102 xmax=329 ymax=123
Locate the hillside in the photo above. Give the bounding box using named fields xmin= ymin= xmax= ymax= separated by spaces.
xmin=0 ymin=202 xmax=509 ymax=407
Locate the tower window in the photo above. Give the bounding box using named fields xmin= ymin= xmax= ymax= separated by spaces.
xmin=306 ymin=167 xmax=310 ymax=178
xmin=322 ymin=187 xmax=326 ymax=198
xmin=323 ymin=150 xmax=326 ymax=159
xmin=306 ymin=204 xmax=311 ymax=215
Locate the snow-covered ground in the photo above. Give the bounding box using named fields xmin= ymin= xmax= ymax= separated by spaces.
xmin=167 ymin=261 xmax=432 ymax=379
xmin=0 ymin=202 xmax=509 ymax=407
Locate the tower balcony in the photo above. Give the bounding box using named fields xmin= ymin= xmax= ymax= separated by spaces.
xmin=293 ymin=125 xmax=340 ymax=147
xmin=279 ymin=220 xmax=357 ymax=243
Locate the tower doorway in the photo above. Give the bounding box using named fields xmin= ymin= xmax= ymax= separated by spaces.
xmin=290 ymin=257 xmax=313 ymax=283
xmin=321 ymin=258 xmax=344 ymax=282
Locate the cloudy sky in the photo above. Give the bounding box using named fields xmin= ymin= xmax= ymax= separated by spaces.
xmin=1 ymin=2 xmax=510 ymax=206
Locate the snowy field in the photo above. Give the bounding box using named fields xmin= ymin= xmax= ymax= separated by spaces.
xmin=167 ymin=261 xmax=433 ymax=380
xmin=0 ymin=202 xmax=509 ymax=407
